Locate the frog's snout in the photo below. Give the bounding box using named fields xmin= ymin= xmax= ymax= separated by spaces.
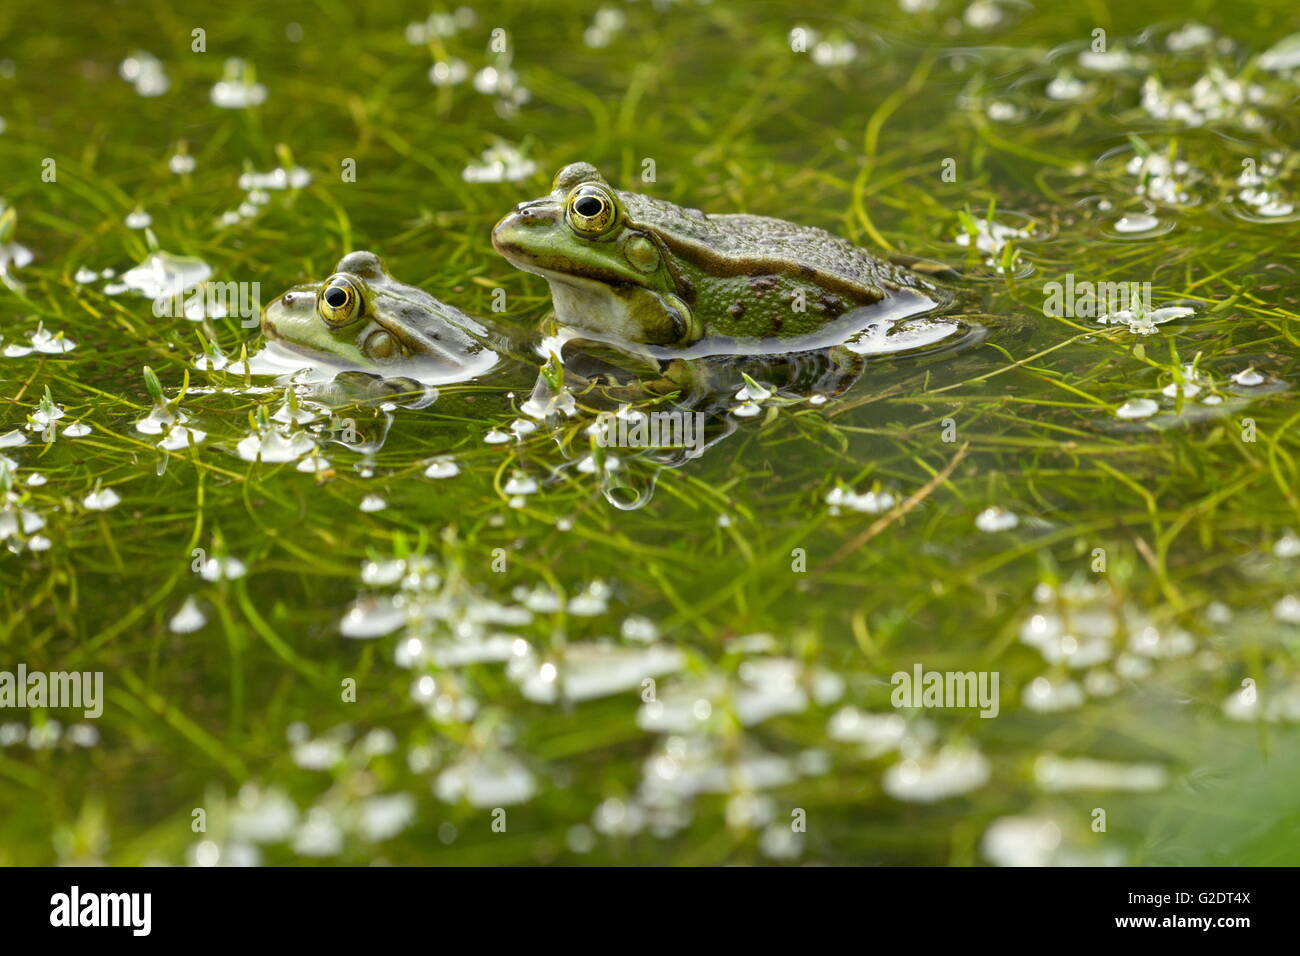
xmin=512 ymin=198 xmax=558 ymax=223
xmin=259 ymin=296 xmax=281 ymax=339
xmin=260 ymin=291 xmax=304 ymax=340
xmin=492 ymin=201 xmax=559 ymax=254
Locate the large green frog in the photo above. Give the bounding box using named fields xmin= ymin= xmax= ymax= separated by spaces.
xmin=491 ymin=163 xmax=950 ymax=350
xmin=260 ymin=250 xmax=513 ymax=382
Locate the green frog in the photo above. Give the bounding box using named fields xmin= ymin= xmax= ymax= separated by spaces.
xmin=260 ymin=251 xmax=516 ymax=382
xmin=491 ymin=162 xmax=951 ymax=351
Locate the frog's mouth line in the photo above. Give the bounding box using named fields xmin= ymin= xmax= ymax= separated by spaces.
xmin=501 ymin=259 xmax=630 ymax=292
xmin=491 ymin=237 xmax=651 ymax=291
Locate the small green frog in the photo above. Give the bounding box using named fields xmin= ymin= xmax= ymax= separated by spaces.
xmin=260 ymin=251 xmax=509 ymax=381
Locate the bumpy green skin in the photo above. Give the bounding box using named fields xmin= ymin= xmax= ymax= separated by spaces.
xmin=260 ymin=250 xmax=502 ymax=377
xmin=492 ymin=163 xmax=948 ymax=347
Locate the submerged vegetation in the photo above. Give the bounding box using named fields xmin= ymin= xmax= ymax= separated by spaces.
xmin=1 ymin=0 xmax=1299 ymax=865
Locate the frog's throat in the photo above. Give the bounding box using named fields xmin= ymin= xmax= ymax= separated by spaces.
xmin=539 ymin=269 xmax=701 ymax=346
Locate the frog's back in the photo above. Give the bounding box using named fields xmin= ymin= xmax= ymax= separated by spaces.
xmin=619 ymin=190 xmax=939 ymax=304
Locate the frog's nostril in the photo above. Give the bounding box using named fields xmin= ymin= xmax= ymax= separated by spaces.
xmin=513 ymin=207 xmax=554 ymax=228
xmin=514 ymin=200 xmax=553 ymax=221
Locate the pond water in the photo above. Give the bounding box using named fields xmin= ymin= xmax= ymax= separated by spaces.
xmin=1 ymin=1 xmax=1299 ymax=865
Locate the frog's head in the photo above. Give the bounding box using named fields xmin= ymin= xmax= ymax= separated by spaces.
xmin=261 ymin=251 xmax=491 ymax=374
xmin=491 ymin=163 xmax=698 ymax=346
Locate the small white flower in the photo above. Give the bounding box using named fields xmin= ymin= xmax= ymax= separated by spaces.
xmin=83 ymin=488 xmax=121 ymax=511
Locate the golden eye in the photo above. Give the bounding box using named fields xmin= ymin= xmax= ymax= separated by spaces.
xmin=566 ymin=184 xmax=618 ymax=237
xmin=318 ymin=276 xmax=363 ymax=326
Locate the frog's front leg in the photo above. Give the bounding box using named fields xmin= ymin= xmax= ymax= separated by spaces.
xmin=622 ymin=286 xmax=701 ymax=347
xmin=553 ymin=281 xmax=700 ymax=347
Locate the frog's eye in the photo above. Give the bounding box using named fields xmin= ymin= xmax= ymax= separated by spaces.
xmin=318 ymin=276 xmax=364 ymax=326
xmin=565 ymin=184 xmax=618 ymax=238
